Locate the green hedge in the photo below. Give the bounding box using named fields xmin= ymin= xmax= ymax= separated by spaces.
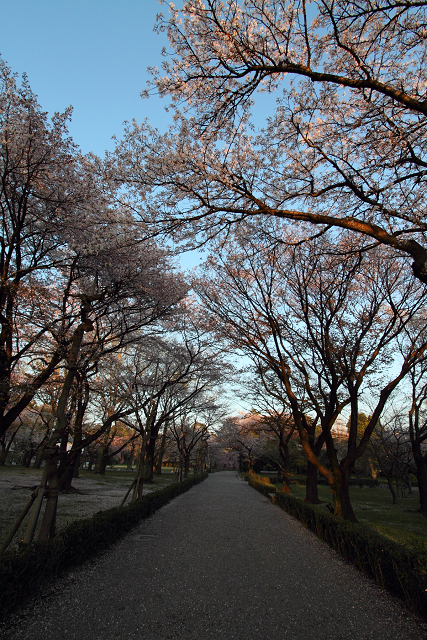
xmin=263 ymin=475 xmax=380 ymax=488
xmin=0 ymin=473 xmax=208 ymax=619
xmin=248 ymin=481 xmax=427 ymax=620
xmin=247 ymin=475 xmax=277 ymax=496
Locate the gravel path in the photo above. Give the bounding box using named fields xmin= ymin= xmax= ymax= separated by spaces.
xmin=2 ymin=471 xmax=426 ymax=640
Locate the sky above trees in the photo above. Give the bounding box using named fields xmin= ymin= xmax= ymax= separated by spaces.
xmin=0 ymin=0 xmax=171 ymax=156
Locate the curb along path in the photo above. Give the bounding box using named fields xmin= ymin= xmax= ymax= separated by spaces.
xmin=3 ymin=471 xmax=426 ymax=640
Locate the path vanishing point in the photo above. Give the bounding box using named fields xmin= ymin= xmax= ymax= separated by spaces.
xmin=2 ymin=471 xmax=427 ymax=640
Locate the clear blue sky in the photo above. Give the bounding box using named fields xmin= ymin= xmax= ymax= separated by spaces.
xmin=0 ymin=0 xmax=171 ymax=156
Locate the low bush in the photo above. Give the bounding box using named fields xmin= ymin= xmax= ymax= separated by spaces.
xmin=247 ymin=474 xmax=277 ymax=496
xmin=0 ymin=472 xmax=208 ymax=619
xmin=247 ymin=478 xmax=427 ymax=620
xmin=257 ymin=473 xmax=380 ymax=488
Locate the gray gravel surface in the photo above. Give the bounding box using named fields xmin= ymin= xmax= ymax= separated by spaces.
xmin=1 ymin=471 xmax=426 ymax=640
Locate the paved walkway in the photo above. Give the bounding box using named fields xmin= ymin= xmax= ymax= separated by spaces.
xmin=2 ymin=472 xmax=426 ymax=640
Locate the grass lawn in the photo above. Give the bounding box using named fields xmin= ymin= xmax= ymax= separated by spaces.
xmin=0 ymin=465 xmax=177 ymax=549
xmin=286 ymin=482 xmax=427 ymax=550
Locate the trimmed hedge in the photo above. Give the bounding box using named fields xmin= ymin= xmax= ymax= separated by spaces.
xmin=263 ymin=475 xmax=380 ymax=488
xmin=248 ymin=480 xmax=427 ymax=620
xmin=247 ymin=475 xmax=277 ymax=496
xmin=0 ymin=472 xmax=208 ymax=619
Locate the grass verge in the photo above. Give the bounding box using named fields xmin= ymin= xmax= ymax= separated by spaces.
xmin=287 ymin=483 xmax=427 ymax=549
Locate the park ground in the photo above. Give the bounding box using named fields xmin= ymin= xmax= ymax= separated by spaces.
xmin=0 ymin=465 xmax=177 ymax=545
xmin=272 ymin=478 xmax=427 ymax=550
xmin=1 ymin=466 xmax=426 ymax=554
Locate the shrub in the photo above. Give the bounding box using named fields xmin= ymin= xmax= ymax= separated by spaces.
xmin=0 ymin=472 xmax=208 ymax=619
xmin=247 ymin=474 xmax=277 ymax=496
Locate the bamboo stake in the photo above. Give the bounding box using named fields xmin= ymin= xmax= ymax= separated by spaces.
xmin=22 ymin=465 xmax=49 ymax=544
xmin=120 ymin=476 xmax=137 ymax=507
xmin=0 ymin=489 xmax=41 ymax=556
xmin=38 ymin=469 xmax=59 ymax=541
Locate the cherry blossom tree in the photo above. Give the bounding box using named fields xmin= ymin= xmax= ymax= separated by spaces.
xmin=0 ymin=59 xmax=85 ymax=440
xmin=0 ymin=57 xmax=140 ymax=444
xmin=132 ymin=331 xmax=226 ymax=486
xmin=215 ymin=413 xmax=274 ymax=473
xmin=168 ymin=413 xmax=210 ymax=479
xmin=108 ymin=1 xmax=427 ymax=283
xmin=193 ymin=226 xmax=427 ymax=520
xmin=368 ymin=415 xmax=414 ymax=504
xmin=238 ymin=368 xmax=301 ymax=493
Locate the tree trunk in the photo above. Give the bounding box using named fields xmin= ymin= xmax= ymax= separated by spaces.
xmin=28 ymin=309 xmax=93 ymax=538
xmin=155 ymin=424 xmax=168 ymax=475
xmin=0 ymin=293 xmax=15 ymax=438
xmin=132 ymin=436 xmax=147 ymax=501
xmin=22 ymin=446 xmax=36 ymax=468
xmin=183 ymin=453 xmax=190 ymax=478
xmin=0 ymin=438 xmax=8 ymax=465
xmin=125 ymin=438 xmax=137 ymax=470
xmin=305 ymin=461 xmax=320 ymax=504
xmin=413 ymin=453 xmax=427 ymax=514
xmin=99 ymin=455 xmax=109 ymax=475
xmin=38 ymin=451 xmax=59 ymax=541
xmin=94 ymin=446 xmax=107 ymax=475
xmin=386 ymin=475 xmax=398 ymax=504
xmin=33 ymin=443 xmax=46 ymax=469
xmin=58 ymin=448 xmax=81 ymax=491
xmin=58 ymin=374 xmax=87 ymax=488
xmin=0 ymin=426 xmax=20 ymax=465
xmin=411 ymin=443 xmax=427 ymax=514
xmin=73 ymin=449 xmax=81 ymax=478
xmin=331 ymin=471 xmax=357 ymax=522
xmin=142 ymin=436 xmax=155 ymax=483
xmin=278 ymin=436 xmax=291 ymax=493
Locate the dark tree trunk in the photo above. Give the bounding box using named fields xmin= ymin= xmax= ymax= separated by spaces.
xmin=33 ymin=443 xmax=46 ymax=469
xmin=278 ymin=433 xmax=291 ymax=493
xmin=132 ymin=438 xmax=147 ymax=501
xmin=58 ymin=448 xmax=81 ymax=491
xmin=73 ymin=449 xmax=81 ymax=478
xmin=413 ymin=451 xmax=427 ymax=514
xmin=22 ymin=446 xmax=36 ymax=468
xmin=0 ymin=426 xmax=21 ymax=465
xmin=0 ymin=444 xmax=7 ymax=465
xmin=385 ymin=474 xmax=398 ymax=504
xmin=331 ymin=470 xmax=357 ymax=522
xmin=305 ymin=461 xmax=320 ymax=504
xmin=155 ymin=424 xmax=168 ymax=475
xmin=37 ymin=450 xmax=59 ymax=541
xmin=25 ymin=309 xmax=94 ymax=540
xmin=94 ymin=446 xmax=107 ymax=475
xmin=183 ymin=453 xmax=190 ymax=478
xmin=58 ymin=374 xmax=88 ymax=488
xmin=142 ymin=435 xmax=156 ymax=483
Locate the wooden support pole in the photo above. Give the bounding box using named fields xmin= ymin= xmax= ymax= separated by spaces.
xmin=0 ymin=489 xmax=41 ymax=556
